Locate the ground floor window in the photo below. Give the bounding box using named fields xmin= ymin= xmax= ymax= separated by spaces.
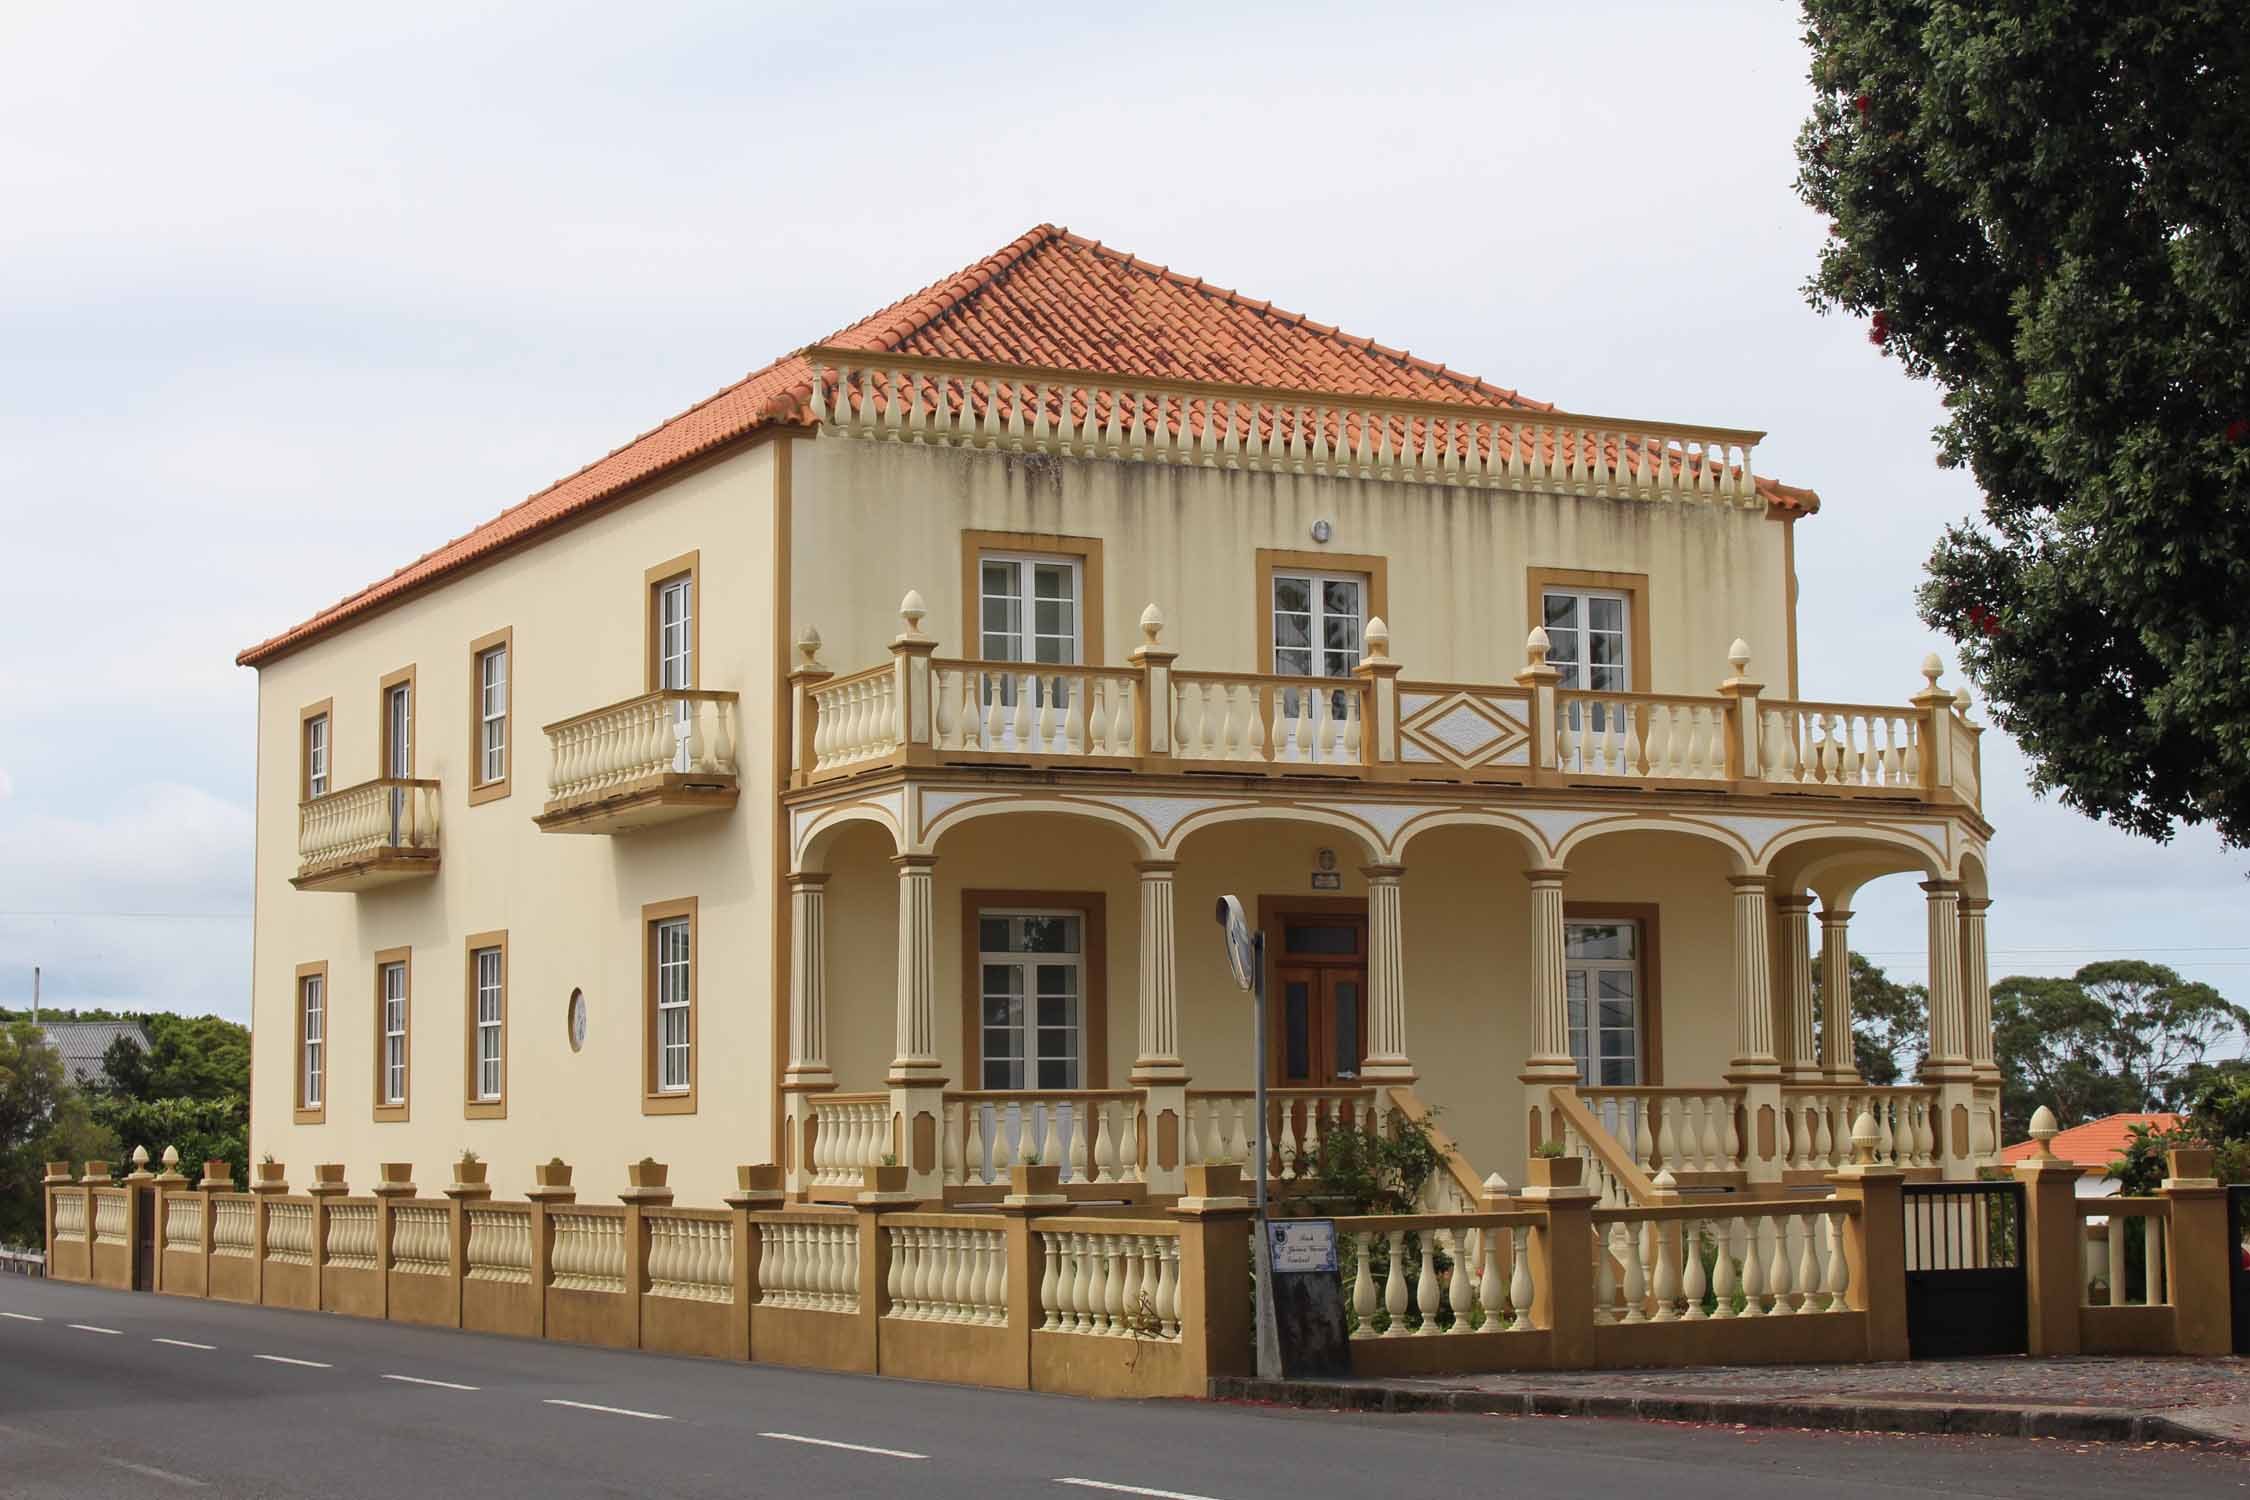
xmin=978 ymin=911 xmax=1083 ymax=1090
xmin=1565 ymin=920 xmax=1640 ymax=1085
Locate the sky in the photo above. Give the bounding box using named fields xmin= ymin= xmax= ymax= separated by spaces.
xmin=0 ymin=0 xmax=2242 ymax=1029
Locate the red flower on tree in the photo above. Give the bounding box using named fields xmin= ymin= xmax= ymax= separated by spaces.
xmin=2226 ymin=418 xmax=2249 ymax=445
xmin=1869 ymin=310 xmax=1891 ymax=346
xmin=1854 ymin=93 xmax=1871 ymax=117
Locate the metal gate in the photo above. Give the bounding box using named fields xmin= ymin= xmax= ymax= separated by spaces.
xmin=1903 ymin=1180 xmax=2027 ymax=1358
xmin=2229 ymin=1186 xmax=2250 ymax=1354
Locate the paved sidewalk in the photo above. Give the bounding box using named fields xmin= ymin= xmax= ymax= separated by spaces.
xmin=1212 ymin=1356 xmax=2250 ymax=1448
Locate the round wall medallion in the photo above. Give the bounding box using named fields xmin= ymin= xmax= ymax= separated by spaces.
xmin=1310 ymin=519 xmax=1334 ymax=544
xmin=567 ymin=988 xmax=588 ymax=1052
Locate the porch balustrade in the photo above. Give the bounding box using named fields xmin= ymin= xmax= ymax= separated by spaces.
xmin=792 ymin=594 xmax=1983 ymax=817
xmin=807 ymin=1093 xmax=892 ymax=1190
xmin=1779 ymin=1086 xmax=1939 ymax=1171
xmin=1183 ymin=1088 xmax=1376 ymax=1185
xmin=1593 ymin=1199 xmax=1856 ymax=1322
xmin=942 ymin=1091 xmax=1145 ymax=1188
xmin=538 ymin=689 xmax=740 ymax=833
xmin=1574 ymin=1087 xmax=1746 ymax=1181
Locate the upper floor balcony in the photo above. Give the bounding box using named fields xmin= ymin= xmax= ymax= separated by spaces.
xmin=537 ymin=689 xmax=741 ymax=835
xmin=788 ymin=593 xmax=1984 ymax=816
xmin=294 ymin=778 xmax=442 ymax=892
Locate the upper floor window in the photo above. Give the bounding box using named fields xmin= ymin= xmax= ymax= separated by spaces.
xmin=374 ymin=948 xmax=411 ymax=1120
xmin=473 ymin=943 xmax=504 ymax=1103
xmin=657 ymin=577 xmax=694 ymax=690
xmin=296 ymin=965 xmax=326 ymax=1120
xmin=1564 ymin=920 xmax=1640 ymax=1086
xmin=1271 ymin=571 xmax=1366 ymax=679
xmin=978 ymin=911 xmax=1083 ymax=1090
xmin=980 ymin=554 xmax=1080 ymax=667
xmin=1541 ymin=587 xmax=1632 ymax=693
xmin=301 ymin=705 xmax=330 ymax=800
xmin=380 ymin=669 xmax=415 ymax=779
xmin=470 ymin=629 xmax=512 ymax=802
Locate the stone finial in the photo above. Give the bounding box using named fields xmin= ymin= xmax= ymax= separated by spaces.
xmin=1728 ymin=638 xmax=1751 ymax=677
xmin=2029 ymin=1104 xmax=2059 ymax=1158
xmin=160 ymin=1145 xmax=179 ymax=1170
xmin=1483 ymin=1170 xmax=1510 ymax=1197
xmin=1526 ymin=626 xmax=1551 ymax=667
xmin=1954 ymin=685 xmax=1975 ymax=717
xmin=1851 ymin=1111 xmax=1880 ymax=1166
xmin=899 ymin=589 xmax=926 ymax=633
xmin=1652 ymin=1167 xmax=1678 ymax=1195
xmin=131 ymin=1146 xmax=149 ymax=1169
xmin=795 ymin=625 xmax=824 ymax=669
xmin=1362 ymin=616 xmax=1390 ymax=662
xmin=1139 ymin=602 xmax=1165 ymax=646
xmin=1920 ymin=652 xmax=1944 ymax=693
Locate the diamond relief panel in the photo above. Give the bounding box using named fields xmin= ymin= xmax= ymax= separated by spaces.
xmin=1399 ymin=693 xmax=1532 ymax=768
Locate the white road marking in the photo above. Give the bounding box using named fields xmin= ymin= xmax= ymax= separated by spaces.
xmin=67 ymin=1323 xmax=122 ymax=1335
xmin=252 ymin=1354 xmax=331 ymax=1368
xmin=382 ymin=1373 xmax=479 ymax=1391
xmin=1055 ymin=1480 xmax=1227 ymax=1500
xmin=0 ymin=1312 xmax=43 ymax=1321
xmin=152 ymin=1338 xmax=216 ymax=1350
xmin=544 ymin=1398 xmax=670 ymax=1421
xmin=759 ymin=1432 xmax=926 ymax=1459
xmin=103 ymin=1457 xmax=206 ymax=1488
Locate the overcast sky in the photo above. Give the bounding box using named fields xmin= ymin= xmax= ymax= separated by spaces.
xmin=2 ymin=0 xmax=2242 ymax=1029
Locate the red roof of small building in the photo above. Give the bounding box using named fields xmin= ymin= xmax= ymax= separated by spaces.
xmin=237 ymin=224 xmax=1818 ymax=667
xmin=1998 ymin=1113 xmax=2183 ymax=1171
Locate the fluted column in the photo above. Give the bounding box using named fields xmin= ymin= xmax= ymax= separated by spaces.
xmin=1921 ymin=880 xmax=1968 ymax=1073
xmin=1961 ymin=898 xmax=1995 ymax=1078
xmin=1818 ymin=906 xmax=1857 ymax=1081
xmin=1728 ymin=876 xmax=1779 ymax=1074
xmin=784 ymin=874 xmax=833 ymax=1086
xmin=1360 ymin=865 xmax=1414 ymax=1084
xmin=1775 ymin=895 xmax=1820 ymax=1083
xmin=888 ymin=855 xmax=942 ymax=1081
xmin=1519 ymin=869 xmax=1577 ymax=1093
xmin=1131 ymin=861 xmax=1185 ymax=1081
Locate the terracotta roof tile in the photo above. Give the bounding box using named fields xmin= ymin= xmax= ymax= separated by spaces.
xmin=1998 ymin=1113 xmax=2183 ymax=1171
xmin=239 ymin=225 xmax=1812 ymax=666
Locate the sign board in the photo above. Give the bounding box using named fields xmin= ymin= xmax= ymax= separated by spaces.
xmin=1215 ymin=895 xmax=1257 ymax=993
xmin=1267 ymin=1219 xmax=1339 ymax=1274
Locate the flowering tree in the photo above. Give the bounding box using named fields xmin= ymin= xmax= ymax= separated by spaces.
xmin=1794 ymin=2 xmax=2250 ymax=846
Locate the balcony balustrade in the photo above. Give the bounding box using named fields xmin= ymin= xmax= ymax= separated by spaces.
xmin=789 ymin=594 xmax=1984 ymax=814
xmin=293 ymin=778 xmax=441 ymax=892
xmin=537 ymin=689 xmax=740 ymax=835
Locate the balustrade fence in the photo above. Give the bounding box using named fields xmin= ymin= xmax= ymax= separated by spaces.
xmin=39 ymin=1144 xmax=2235 ymax=1393
xmin=794 ymin=594 xmax=1984 ymax=817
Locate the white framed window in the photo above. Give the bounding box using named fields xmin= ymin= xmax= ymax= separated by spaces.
xmin=657 ymin=576 xmax=694 ymax=691
xmin=980 ymin=554 xmax=1081 ymax=667
xmin=1272 ymin=571 xmax=1365 ymax=679
xmin=300 ymin=974 xmax=324 ymax=1109
xmin=1541 ymin=588 xmax=1632 ymax=693
xmin=1565 ymin=921 xmax=1640 ymax=1086
xmin=978 ymin=911 xmax=1083 ymax=1091
xmin=473 ymin=947 xmax=503 ymax=1102
xmin=304 ymin=714 xmax=329 ymax=800
xmin=384 ymin=682 xmax=413 ymax=779
xmin=654 ymin=916 xmax=691 ymax=1093
xmin=380 ymin=960 xmax=408 ymax=1105
xmin=477 ymin=644 xmax=508 ymax=786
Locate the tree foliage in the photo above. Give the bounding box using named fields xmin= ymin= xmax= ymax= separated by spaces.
xmin=89 ymin=1014 xmax=250 ymax=1195
xmin=1794 ymin=3 xmax=2250 ymax=845
xmin=1812 ymin=949 xmax=1927 ymax=1084
xmin=1992 ymin=960 xmax=2248 ymax=1138
xmin=0 ymin=1021 xmax=117 ymax=1247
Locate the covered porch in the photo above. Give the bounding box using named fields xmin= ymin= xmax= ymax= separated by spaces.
xmin=781 ymin=774 xmax=2001 ymax=1209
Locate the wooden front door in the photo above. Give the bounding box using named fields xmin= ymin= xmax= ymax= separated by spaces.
xmin=1268 ymin=910 xmax=1369 ymax=1087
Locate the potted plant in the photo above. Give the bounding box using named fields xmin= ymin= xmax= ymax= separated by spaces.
xmin=454 ymin=1150 xmax=488 ymax=1187
xmin=534 ymin=1157 xmax=573 ymax=1189
xmin=256 ymin=1154 xmax=286 ymax=1186
xmin=626 ymin=1157 xmax=669 ymax=1191
xmin=83 ymin=1160 xmax=112 ymax=1182
xmin=313 ymin=1163 xmax=346 ymax=1187
xmin=863 ymin=1153 xmax=908 ymax=1195
xmin=1009 ymin=1154 xmax=1062 ymax=1199
xmin=202 ymin=1159 xmax=232 ymax=1184
xmin=44 ymin=1161 xmax=74 ymax=1182
xmin=1525 ymin=1140 xmax=1582 ymax=1190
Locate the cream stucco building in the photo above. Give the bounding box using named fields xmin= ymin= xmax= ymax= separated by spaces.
xmin=240 ymin=225 xmax=2001 ymax=1209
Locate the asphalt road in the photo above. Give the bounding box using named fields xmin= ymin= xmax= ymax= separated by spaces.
xmin=0 ymin=1277 xmax=2242 ymax=1499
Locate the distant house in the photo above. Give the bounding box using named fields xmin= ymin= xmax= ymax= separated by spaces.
xmin=33 ymin=1021 xmax=149 ymax=1091
xmin=1999 ymin=1112 xmax=2182 ymax=1197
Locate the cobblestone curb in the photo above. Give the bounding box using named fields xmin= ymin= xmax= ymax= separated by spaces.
xmin=1207 ymin=1376 xmax=2244 ymax=1449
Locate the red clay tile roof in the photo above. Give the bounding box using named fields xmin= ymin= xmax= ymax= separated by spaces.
xmin=238 ymin=224 xmax=1816 ymax=667
xmin=1998 ymin=1113 xmax=2183 ymax=1171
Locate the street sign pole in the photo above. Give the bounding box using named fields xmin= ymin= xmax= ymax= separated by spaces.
xmin=1216 ymin=895 xmax=1280 ymax=1378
